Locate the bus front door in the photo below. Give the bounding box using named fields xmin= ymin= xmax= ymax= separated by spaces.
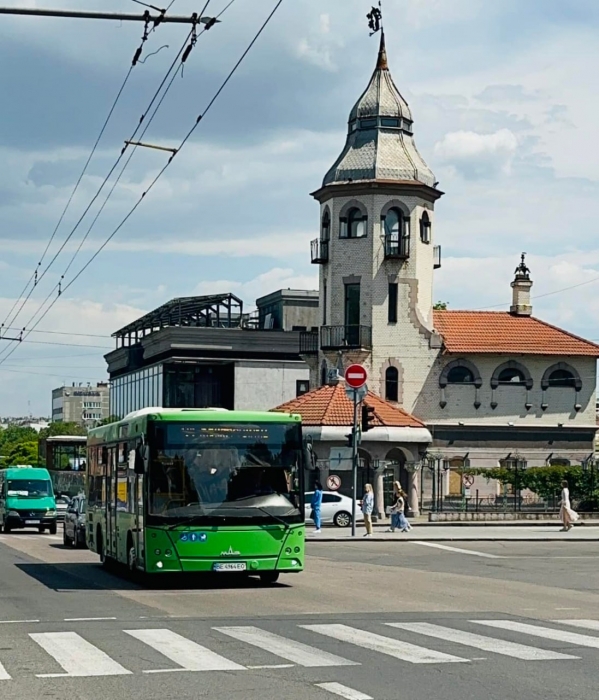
xmin=106 ymin=447 xmax=117 ymax=559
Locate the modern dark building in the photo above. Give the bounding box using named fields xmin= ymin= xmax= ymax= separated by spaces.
xmin=105 ymin=294 xmax=311 ymax=419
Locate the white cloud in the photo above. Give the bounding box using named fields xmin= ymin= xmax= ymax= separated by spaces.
xmin=434 ymin=129 xmax=518 ymax=179
xmin=295 ymin=13 xmax=342 ymax=72
xmin=194 ymin=267 xmax=318 ymax=307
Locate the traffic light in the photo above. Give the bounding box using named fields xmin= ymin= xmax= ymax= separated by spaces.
xmin=361 ymin=404 xmax=376 ymax=432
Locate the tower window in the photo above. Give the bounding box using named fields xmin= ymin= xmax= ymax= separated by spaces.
xmin=382 ymin=207 xmax=409 ymax=258
xmin=340 ymin=208 xmax=367 ymax=239
xmin=321 ymin=210 xmax=330 ymax=241
xmin=447 ymin=366 xmax=474 ymax=384
xmin=385 ymin=367 xmax=399 ymax=402
xmin=498 ymin=367 xmax=526 ymax=384
xmin=420 ymin=211 xmax=431 ymax=244
xmin=388 ymin=283 xmax=398 ymax=323
xmin=548 ymin=369 xmax=576 ymax=388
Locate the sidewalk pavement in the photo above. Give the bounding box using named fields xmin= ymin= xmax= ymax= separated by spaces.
xmin=307 ymin=524 xmax=599 ymax=542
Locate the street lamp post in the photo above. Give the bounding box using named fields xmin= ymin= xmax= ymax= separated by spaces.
xmin=426 ymin=453 xmax=446 ymax=513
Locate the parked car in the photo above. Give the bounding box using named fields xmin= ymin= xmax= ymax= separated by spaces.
xmin=304 ymin=491 xmax=363 ymax=528
xmin=55 ymin=495 xmax=71 ymax=522
xmin=63 ymin=495 xmax=87 ymax=548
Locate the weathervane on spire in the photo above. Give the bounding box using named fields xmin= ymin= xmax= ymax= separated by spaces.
xmin=367 ymin=2 xmax=383 ymax=36
xmin=514 ymin=252 xmax=531 ymax=279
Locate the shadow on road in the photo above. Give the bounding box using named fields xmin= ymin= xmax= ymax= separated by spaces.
xmin=15 ymin=562 xmax=290 ymax=592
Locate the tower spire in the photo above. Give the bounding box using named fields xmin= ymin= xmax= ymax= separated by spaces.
xmin=376 ymin=29 xmax=388 ymax=71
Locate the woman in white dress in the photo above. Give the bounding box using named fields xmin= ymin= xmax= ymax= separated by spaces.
xmin=560 ymin=480 xmax=579 ymax=532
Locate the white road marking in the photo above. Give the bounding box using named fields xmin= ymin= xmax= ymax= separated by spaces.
xmin=0 ymin=661 xmax=10 ymax=680
xmin=410 ymin=541 xmax=502 ymax=558
xmin=388 ymin=622 xmax=578 ymax=661
xmin=31 ymin=632 xmax=131 ymax=677
xmin=246 ymin=664 xmax=295 ymax=669
xmin=215 ymin=626 xmax=357 ymax=667
xmin=474 ymin=620 xmax=599 ymax=649
xmin=125 ymin=628 xmax=245 ymax=672
xmin=301 ymin=624 xmax=468 ymax=664
xmin=64 ymin=617 xmax=117 ymax=622
xmin=557 ymin=620 xmax=599 ymax=631
xmin=555 ymin=608 xmax=579 ymax=611
xmin=0 ymin=619 xmax=40 ymax=624
xmin=316 ymin=682 xmax=373 ymax=700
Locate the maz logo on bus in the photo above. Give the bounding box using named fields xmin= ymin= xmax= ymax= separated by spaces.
xmin=221 ymin=546 xmax=241 ymax=557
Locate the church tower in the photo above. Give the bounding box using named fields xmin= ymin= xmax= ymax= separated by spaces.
xmin=308 ymin=32 xmax=443 ymax=411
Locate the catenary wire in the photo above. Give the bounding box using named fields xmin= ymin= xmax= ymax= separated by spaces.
xmin=0 ymin=0 xmax=260 ymax=366
xmin=0 ymin=0 xmax=219 ymax=353
xmin=0 ymin=18 xmax=199 ymax=346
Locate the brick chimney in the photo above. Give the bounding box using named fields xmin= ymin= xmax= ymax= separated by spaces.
xmin=510 ymin=253 xmax=533 ymax=316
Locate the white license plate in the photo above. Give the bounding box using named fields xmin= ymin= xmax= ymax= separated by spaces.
xmin=25 ymin=520 xmax=40 ymax=525
xmin=213 ymin=562 xmax=246 ymax=572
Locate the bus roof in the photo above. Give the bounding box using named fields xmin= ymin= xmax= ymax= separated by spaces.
xmin=88 ymin=408 xmax=301 ymax=444
xmin=1 ymin=466 xmax=52 ymax=479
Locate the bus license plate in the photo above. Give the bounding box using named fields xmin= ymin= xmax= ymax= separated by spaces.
xmin=213 ymin=562 xmax=246 ymax=572
xmin=25 ymin=520 xmax=40 ymax=525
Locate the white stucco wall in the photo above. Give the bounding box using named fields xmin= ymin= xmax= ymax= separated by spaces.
xmin=234 ymin=361 xmax=310 ymax=411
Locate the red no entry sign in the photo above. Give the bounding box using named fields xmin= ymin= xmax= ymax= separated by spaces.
xmin=345 ymin=364 xmax=368 ymax=389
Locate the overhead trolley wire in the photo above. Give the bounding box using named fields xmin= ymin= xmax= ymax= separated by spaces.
xmin=0 ymin=12 xmax=171 ymax=339
xmin=0 ymin=5 xmax=193 ymax=349
xmin=1 ymin=0 xmax=283 ymax=366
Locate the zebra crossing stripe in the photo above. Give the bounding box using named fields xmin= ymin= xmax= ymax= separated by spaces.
xmin=474 ymin=620 xmax=599 ymax=649
xmin=215 ymin=626 xmax=357 ymax=667
xmin=301 ymin=624 xmax=468 ymax=664
xmin=125 ymin=629 xmax=245 ymax=672
xmin=0 ymin=661 xmax=10 ymax=681
xmin=31 ymin=632 xmax=131 ymax=677
xmin=557 ymin=620 xmax=599 ymax=632
xmin=388 ymin=622 xmax=578 ymax=660
xmin=316 ymin=682 xmax=373 ymax=700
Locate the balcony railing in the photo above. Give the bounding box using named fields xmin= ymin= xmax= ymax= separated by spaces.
xmin=384 ymin=233 xmax=410 ymax=259
xmin=299 ymin=330 xmax=319 ymax=354
xmin=310 ymin=238 xmax=329 ymax=264
xmin=433 ymin=244 xmax=441 ymax=269
xmin=320 ymin=325 xmax=372 ymax=350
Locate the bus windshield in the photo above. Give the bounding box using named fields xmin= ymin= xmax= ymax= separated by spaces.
xmin=7 ymin=479 xmax=52 ymax=498
xmin=148 ymin=421 xmax=302 ymax=522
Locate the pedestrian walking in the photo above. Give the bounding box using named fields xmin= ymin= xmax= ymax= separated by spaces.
xmin=361 ymin=483 xmax=374 ymax=537
xmin=311 ymin=481 xmax=323 ymax=534
xmin=559 ymin=480 xmax=579 ymax=532
xmin=386 ymin=481 xmax=411 ymax=533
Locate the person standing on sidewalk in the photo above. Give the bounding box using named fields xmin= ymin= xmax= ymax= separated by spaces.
xmin=361 ymin=483 xmax=374 ymax=537
xmin=559 ymin=480 xmax=579 ymax=532
xmin=386 ymin=481 xmax=410 ymax=533
xmin=311 ymin=481 xmax=323 ymax=534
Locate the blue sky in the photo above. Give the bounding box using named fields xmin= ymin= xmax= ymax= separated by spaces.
xmin=0 ymin=0 xmax=598 ymax=415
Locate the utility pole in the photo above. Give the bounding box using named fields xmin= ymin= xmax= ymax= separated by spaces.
xmin=351 ymin=390 xmax=359 ymax=538
xmin=0 ymin=7 xmax=219 ymax=26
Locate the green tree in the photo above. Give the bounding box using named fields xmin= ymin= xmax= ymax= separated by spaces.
xmin=433 ymin=301 xmax=448 ymax=310
xmin=38 ymin=422 xmax=87 ymax=440
xmin=4 ymin=441 xmax=39 ymax=467
xmin=0 ymin=426 xmax=39 ymax=467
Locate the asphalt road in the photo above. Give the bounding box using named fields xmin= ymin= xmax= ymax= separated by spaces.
xmin=0 ymin=532 xmax=598 ymax=700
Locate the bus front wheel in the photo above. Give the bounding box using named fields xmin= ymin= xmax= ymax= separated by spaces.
xmin=259 ymin=571 xmax=280 ymax=585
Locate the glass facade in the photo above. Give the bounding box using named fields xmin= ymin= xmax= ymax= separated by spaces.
xmin=111 ymin=365 xmax=163 ymax=419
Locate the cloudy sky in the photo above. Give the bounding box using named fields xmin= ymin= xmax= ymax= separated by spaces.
xmin=0 ymin=0 xmax=597 ymax=415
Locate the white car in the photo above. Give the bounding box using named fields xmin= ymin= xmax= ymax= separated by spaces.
xmin=304 ymin=491 xmax=363 ymax=528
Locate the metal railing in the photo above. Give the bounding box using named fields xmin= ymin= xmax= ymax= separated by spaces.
xmin=299 ymin=330 xmax=319 ymax=354
xmin=384 ymin=233 xmax=409 ymax=259
xmin=320 ymin=325 xmax=372 ymax=350
xmin=310 ymin=238 xmax=329 ymax=264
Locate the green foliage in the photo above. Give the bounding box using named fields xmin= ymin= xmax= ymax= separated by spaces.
xmin=0 ymin=426 xmax=39 ymax=467
xmin=38 ymin=422 xmax=87 ymax=440
xmin=4 ymin=441 xmax=39 ymax=467
xmin=433 ymin=301 xmax=448 ymax=310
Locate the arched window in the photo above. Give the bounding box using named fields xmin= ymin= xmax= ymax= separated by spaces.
xmin=382 ymin=207 xmax=409 ymax=258
xmin=385 ymin=366 xmax=399 ymax=402
xmin=548 ymin=369 xmax=576 ymax=388
xmin=447 ymin=366 xmax=474 ymax=384
xmin=498 ymin=367 xmax=526 ymax=384
xmin=340 ymin=207 xmax=367 ymax=239
xmin=321 ymin=209 xmax=330 ymax=242
xmin=420 ymin=211 xmax=431 ymax=244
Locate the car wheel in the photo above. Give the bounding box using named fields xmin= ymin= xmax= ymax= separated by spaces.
xmin=259 ymin=571 xmax=280 ymax=585
xmin=333 ymin=511 xmax=352 ymax=528
xmin=49 ymin=523 xmax=57 ymax=535
xmin=3 ymin=523 xmax=11 ymax=534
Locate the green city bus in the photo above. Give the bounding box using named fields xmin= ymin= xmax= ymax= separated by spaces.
xmin=86 ymin=408 xmax=306 ymax=583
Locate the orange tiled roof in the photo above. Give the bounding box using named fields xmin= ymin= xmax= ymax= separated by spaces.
xmin=433 ymin=310 xmax=599 ymax=357
xmin=272 ymin=384 xmax=424 ymax=428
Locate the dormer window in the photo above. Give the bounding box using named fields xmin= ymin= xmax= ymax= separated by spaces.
xmin=420 ymin=211 xmax=431 ymax=244
xmin=340 ymin=207 xmax=367 ymax=239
